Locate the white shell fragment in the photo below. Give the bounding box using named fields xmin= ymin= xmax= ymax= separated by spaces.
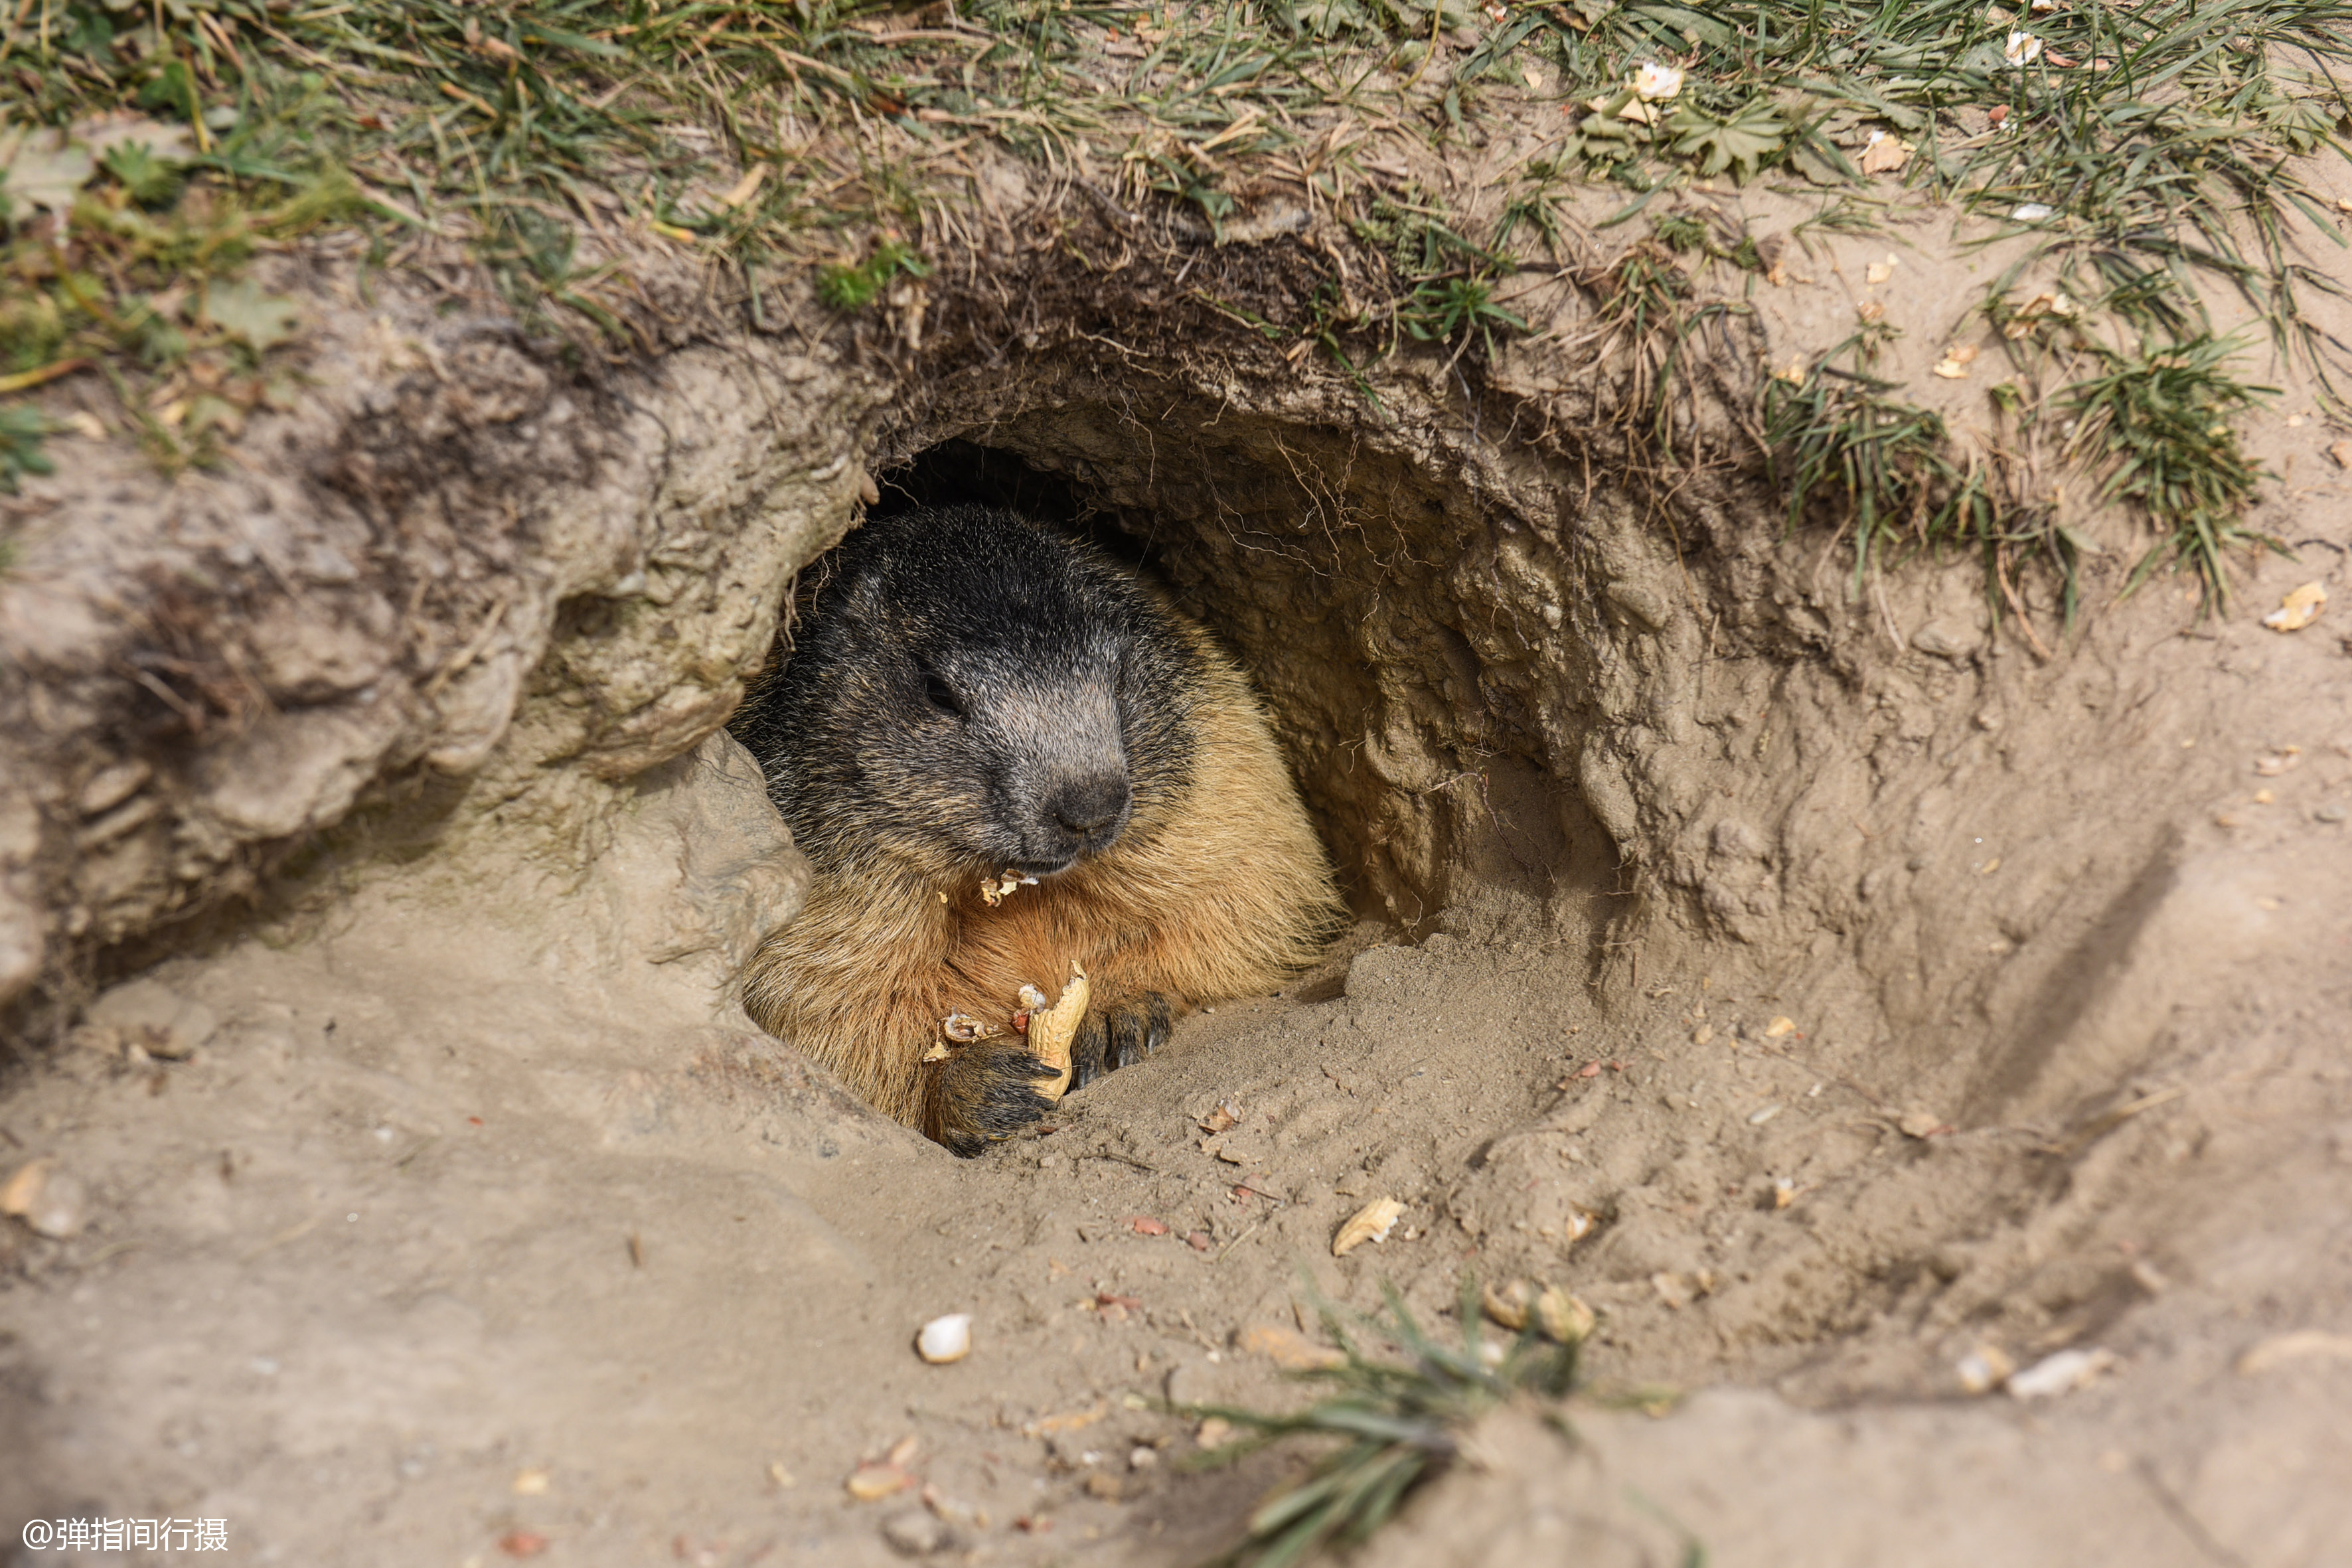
xmin=2007 ymin=1346 xmax=2115 ymax=1398
xmin=1632 ymin=62 xmax=1684 ymax=100
xmin=1332 ymin=1197 xmax=1405 ymax=1257
xmin=915 ymin=1313 xmax=973 ymax=1364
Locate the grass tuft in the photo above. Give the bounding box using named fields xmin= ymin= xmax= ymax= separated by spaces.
xmin=816 ymin=234 xmax=931 ymax=313
xmin=0 ymin=404 xmax=53 ymax=493
xmin=2063 ymin=336 xmax=2281 ymax=608
xmin=1764 ymin=327 xmax=2026 ymax=600
xmin=1183 ymin=1278 xmax=1583 ymax=1568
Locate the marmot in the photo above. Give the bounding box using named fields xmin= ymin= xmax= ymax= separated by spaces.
xmin=732 ymin=504 xmax=1341 ymax=1155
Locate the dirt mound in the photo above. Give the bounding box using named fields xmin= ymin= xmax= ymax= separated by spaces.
xmin=6 ymin=90 xmax=2352 ymax=1568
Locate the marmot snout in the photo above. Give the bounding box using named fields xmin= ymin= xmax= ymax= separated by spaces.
xmin=733 ymin=504 xmax=1341 ymax=1154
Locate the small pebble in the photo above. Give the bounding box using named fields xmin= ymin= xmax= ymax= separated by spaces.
xmin=87 ymin=979 xmax=217 ymax=1060
xmin=29 ymin=1172 xmax=86 ymax=1238
xmin=76 ymin=760 xmax=151 ymax=817
xmin=879 ymin=1506 xmax=954 ymax=1557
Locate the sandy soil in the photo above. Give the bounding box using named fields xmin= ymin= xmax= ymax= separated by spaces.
xmin=7 ymin=505 xmax=2352 ymax=1567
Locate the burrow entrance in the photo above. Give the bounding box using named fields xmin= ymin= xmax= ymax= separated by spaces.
xmin=845 ymin=407 xmax=1631 ymax=957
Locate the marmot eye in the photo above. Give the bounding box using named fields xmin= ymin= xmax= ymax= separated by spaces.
xmin=923 ymin=671 xmax=966 ymax=718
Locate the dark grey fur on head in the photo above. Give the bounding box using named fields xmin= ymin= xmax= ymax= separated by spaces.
xmin=733 ymin=505 xmax=1202 ymax=878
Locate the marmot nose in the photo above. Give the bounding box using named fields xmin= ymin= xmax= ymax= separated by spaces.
xmin=1049 ymin=775 xmax=1132 ymax=842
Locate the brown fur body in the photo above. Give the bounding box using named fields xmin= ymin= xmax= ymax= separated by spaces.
xmin=732 ymin=507 xmax=1339 ymax=1154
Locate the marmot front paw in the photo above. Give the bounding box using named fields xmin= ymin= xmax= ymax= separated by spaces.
xmin=926 ymin=1036 xmax=1059 ymax=1157
xmin=1069 ymin=993 xmax=1175 ymax=1091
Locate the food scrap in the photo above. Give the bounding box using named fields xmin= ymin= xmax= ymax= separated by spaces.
xmin=979 ymin=869 xmax=1039 ymax=907
xmin=1632 ymin=61 xmax=1685 ymax=100
xmin=2262 ymin=582 xmax=2327 ymax=633
xmin=2007 ymin=1346 xmax=2116 ymax=1399
xmin=1857 ymin=134 xmax=1914 ymax=175
xmin=1332 ymin=1196 xmax=1405 ymax=1257
xmin=1198 ymin=1097 xmax=1243 ymax=1135
xmin=1897 ymin=1109 xmax=1947 ymax=1138
xmin=1238 ymin=1323 xmax=1346 ymax=1370
xmin=847 ymin=1462 xmax=916 ymax=1500
xmin=941 ymin=1012 xmax=1002 ymax=1044
xmin=925 ymin=1011 xmax=1006 ymax=1062
xmin=1932 ymin=343 xmax=1980 ymax=379
xmin=1956 ymin=1344 xmax=2017 ymax=1395
xmin=1018 ymin=962 xmax=1090 ymax=1101
xmin=2002 ymin=288 xmax=2077 ymax=337
xmin=1482 ymin=1279 xmax=1596 ymax=1344
xmin=915 ymin=1312 xmax=973 ymax=1364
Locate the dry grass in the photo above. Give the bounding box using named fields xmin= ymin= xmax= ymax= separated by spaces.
xmin=3 ymin=1 xmax=2347 ymax=590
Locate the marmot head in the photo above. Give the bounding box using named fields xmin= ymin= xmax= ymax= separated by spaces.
xmin=749 ymin=506 xmax=1199 ymax=878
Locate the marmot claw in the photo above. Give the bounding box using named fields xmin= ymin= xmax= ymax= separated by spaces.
xmin=928 ymin=1038 xmax=1059 ymax=1157
xmin=1069 ymin=993 xmax=1174 ymax=1091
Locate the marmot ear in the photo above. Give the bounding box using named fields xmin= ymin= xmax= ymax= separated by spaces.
xmin=838 ymin=570 xmax=891 ymax=632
